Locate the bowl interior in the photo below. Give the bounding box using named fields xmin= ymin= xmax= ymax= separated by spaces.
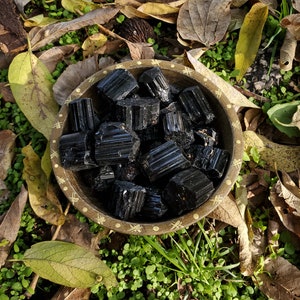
xmin=50 ymin=59 xmax=243 ymax=235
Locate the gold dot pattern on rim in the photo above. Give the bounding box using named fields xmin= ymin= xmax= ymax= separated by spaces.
xmin=82 ymin=207 xmax=88 ymax=213
xmin=153 ymin=226 xmax=160 ymax=232
xmin=193 ymin=213 xmax=199 ymax=220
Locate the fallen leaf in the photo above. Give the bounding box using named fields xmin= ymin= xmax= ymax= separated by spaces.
xmin=23 ymin=14 xmax=60 ymax=28
xmin=14 ymin=0 xmax=31 ymax=14
xmin=228 ymin=8 xmax=247 ymax=32
xmin=184 ymin=51 xmax=260 ymax=108
xmin=235 ymin=3 xmax=268 ymax=81
xmin=37 ymin=44 xmax=80 ymax=73
xmin=82 ymin=33 xmax=107 ymax=58
xmin=29 ymin=8 xmax=119 ymax=51
xmin=270 ymin=183 xmax=300 ymax=237
xmin=244 ymin=108 xmax=265 ymax=131
xmin=0 ymin=180 xmax=10 ymax=204
xmin=8 ymin=51 xmax=59 ymax=140
xmin=53 ymin=214 xmax=107 ymax=252
xmin=177 ymin=0 xmax=231 ymax=46
xmin=120 ymin=5 xmax=149 ymax=19
xmin=0 ymin=130 xmax=16 ymax=180
xmin=22 ymin=144 xmax=65 ymax=226
xmin=281 ymin=14 xmax=300 ymax=41
xmin=62 ymin=0 xmax=103 ymax=13
xmin=275 ymin=171 xmax=300 ymax=216
xmin=137 ymin=2 xmax=179 ymax=23
xmin=0 ymin=185 xmax=28 ymax=267
xmin=243 ymin=130 xmax=300 ymax=172
xmin=257 ymin=256 xmax=300 ymax=300
xmin=53 ymin=56 xmax=114 ymax=105
xmin=41 ymin=142 xmax=52 ymax=181
xmin=292 ymin=0 xmax=300 ymax=12
xmin=280 ymin=30 xmax=297 ymax=71
xmin=0 ymin=83 xmax=15 ymax=103
xmin=23 ymin=241 xmax=117 ymax=289
xmin=51 ymin=287 xmax=91 ymax=300
xmin=115 ymin=0 xmax=142 ymax=7
xmin=231 ymin=0 xmax=248 ymax=7
xmin=267 ymin=101 xmax=300 ymax=137
xmin=126 ymin=41 xmax=155 ymax=60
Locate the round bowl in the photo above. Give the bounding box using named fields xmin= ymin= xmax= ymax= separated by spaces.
xmin=50 ymin=59 xmax=243 ymax=235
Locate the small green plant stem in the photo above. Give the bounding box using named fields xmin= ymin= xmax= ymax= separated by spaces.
xmin=24 ymin=202 xmax=71 ymax=298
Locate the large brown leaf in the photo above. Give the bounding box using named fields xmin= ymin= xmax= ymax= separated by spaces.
xmin=0 ymin=185 xmax=28 ymax=266
xmin=0 ymin=130 xmax=16 ymax=180
xmin=29 ymin=8 xmax=119 ymax=51
xmin=177 ymin=0 xmax=231 ymax=46
xmin=258 ymin=257 xmax=300 ymax=300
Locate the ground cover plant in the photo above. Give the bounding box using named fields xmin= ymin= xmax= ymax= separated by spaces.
xmin=0 ymin=0 xmax=300 ymax=299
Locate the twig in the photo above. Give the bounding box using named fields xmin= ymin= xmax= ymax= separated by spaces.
xmin=233 ymin=85 xmax=270 ymax=103
xmin=24 ymin=203 xmax=71 ymax=298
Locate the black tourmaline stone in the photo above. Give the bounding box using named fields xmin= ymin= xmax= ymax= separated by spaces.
xmin=178 ymin=86 xmax=215 ymax=124
xmin=141 ymin=140 xmax=191 ymax=182
xmin=94 ymin=122 xmax=140 ymax=165
xmin=138 ymin=67 xmax=170 ymax=103
xmin=163 ymin=168 xmax=215 ymax=215
xmin=59 ymin=131 xmax=97 ymax=171
xmin=68 ymin=98 xmax=100 ymax=132
xmin=193 ymin=145 xmax=229 ymax=178
xmin=161 ymin=102 xmax=194 ymax=148
xmin=110 ymin=180 xmax=146 ymax=220
xmin=96 ymin=69 xmax=139 ymax=102
xmin=138 ymin=188 xmax=167 ymax=220
xmin=194 ymin=127 xmax=218 ymax=147
xmin=81 ymin=165 xmax=115 ymax=192
xmin=116 ymin=97 xmax=160 ymax=130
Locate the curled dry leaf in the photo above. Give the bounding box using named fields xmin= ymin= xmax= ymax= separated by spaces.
xmin=53 ymin=56 xmax=114 ymax=105
xmin=257 ymin=256 xmax=300 ymax=300
xmin=280 ymin=30 xmax=297 ymax=71
xmin=177 ymin=0 xmax=231 ymax=46
xmin=137 ymin=2 xmax=179 ymax=23
xmin=0 ymin=185 xmax=28 ymax=267
xmin=0 ymin=82 xmax=15 ymax=103
xmin=22 ymin=144 xmax=65 ymax=226
xmin=29 ymin=8 xmax=119 ymax=51
xmin=185 ymin=51 xmax=260 ymax=108
xmin=275 ymin=171 xmax=300 ymax=216
xmin=0 ymin=130 xmax=16 ymax=180
xmin=292 ymin=0 xmax=300 ymax=12
xmin=23 ymin=14 xmax=60 ymax=28
xmin=243 ymin=130 xmax=300 ymax=172
xmin=270 ymin=183 xmax=300 ymax=237
xmin=231 ymin=0 xmax=248 ymax=7
xmin=82 ymin=33 xmax=107 ymax=58
xmin=281 ymin=14 xmax=300 ymax=41
xmin=37 ymin=44 xmax=80 ymax=73
xmin=126 ymin=41 xmax=155 ymax=60
xmin=62 ymin=0 xmax=102 ymax=13
xmin=244 ymin=108 xmax=265 ymax=131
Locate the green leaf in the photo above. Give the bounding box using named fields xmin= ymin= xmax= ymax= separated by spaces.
xmin=8 ymin=51 xmax=59 ymax=140
xmin=235 ymin=3 xmax=268 ymax=81
xmin=267 ymin=101 xmax=300 ymax=137
xmin=22 ymin=241 xmax=117 ymax=289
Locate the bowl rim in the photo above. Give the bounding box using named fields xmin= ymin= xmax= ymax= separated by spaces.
xmin=50 ymin=59 xmax=243 ymax=235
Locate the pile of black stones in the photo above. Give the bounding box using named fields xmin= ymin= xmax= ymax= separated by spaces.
xmin=59 ymin=67 xmax=230 ymax=221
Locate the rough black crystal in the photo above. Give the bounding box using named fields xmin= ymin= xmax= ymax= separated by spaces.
xmin=96 ymin=69 xmax=139 ymax=102
xmin=163 ymin=168 xmax=215 ymax=215
xmin=94 ymin=122 xmax=140 ymax=165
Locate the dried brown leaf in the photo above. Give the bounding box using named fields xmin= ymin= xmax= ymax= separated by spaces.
xmin=51 ymin=287 xmax=91 ymax=300
xmin=82 ymin=33 xmax=107 ymax=58
xmin=275 ymin=171 xmax=300 ymax=216
xmin=244 ymin=108 xmax=265 ymax=131
xmin=177 ymin=0 xmax=231 ymax=46
xmin=0 ymin=83 xmax=15 ymax=103
xmin=257 ymin=256 xmax=300 ymax=300
xmin=0 ymin=130 xmax=16 ymax=180
xmin=0 ymin=185 xmax=28 ymax=266
xmin=231 ymin=0 xmax=248 ymax=7
xmin=281 ymin=14 xmax=300 ymax=41
xmin=126 ymin=41 xmax=155 ymax=60
xmin=29 ymin=8 xmax=119 ymax=51
xmin=270 ymin=184 xmax=300 ymax=237
xmin=280 ymin=30 xmax=297 ymax=71
xmin=292 ymin=0 xmax=300 ymax=12
xmin=53 ymin=56 xmax=114 ymax=105
xmin=37 ymin=45 xmax=80 ymax=73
